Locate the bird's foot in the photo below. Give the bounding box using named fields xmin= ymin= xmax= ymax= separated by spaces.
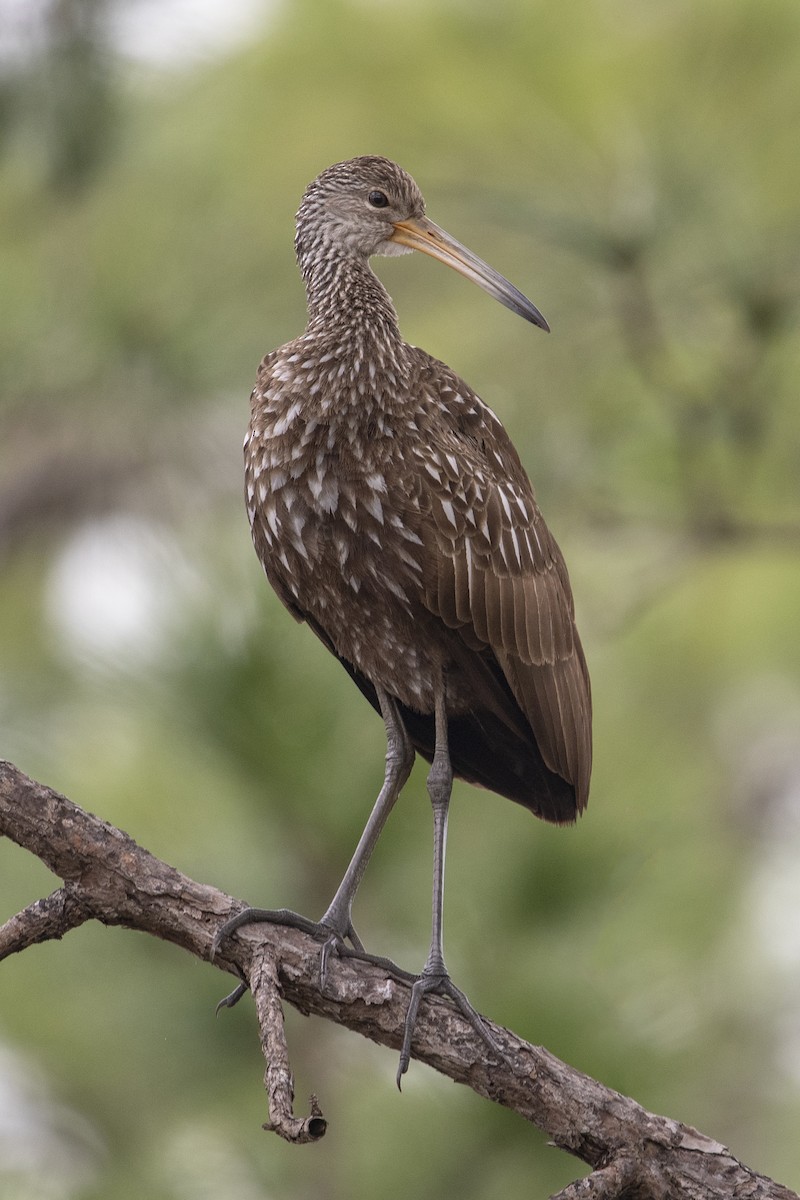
xmin=318 ymin=917 xmax=365 ymax=988
xmin=210 ymin=906 xmax=365 ymax=1000
xmin=396 ymin=966 xmax=511 ymax=1089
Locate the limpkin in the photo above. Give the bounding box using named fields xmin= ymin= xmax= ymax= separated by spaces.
xmin=214 ymin=156 xmax=592 ymax=1083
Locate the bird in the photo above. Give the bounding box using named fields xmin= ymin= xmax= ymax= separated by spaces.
xmin=214 ymin=156 xmax=592 ymax=1084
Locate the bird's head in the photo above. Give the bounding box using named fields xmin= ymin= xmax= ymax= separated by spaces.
xmin=295 ymin=156 xmax=549 ymax=331
xmin=296 ymin=156 xmax=425 ymax=261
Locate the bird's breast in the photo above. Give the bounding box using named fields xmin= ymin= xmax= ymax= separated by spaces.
xmin=244 ymin=405 xmax=447 ymax=709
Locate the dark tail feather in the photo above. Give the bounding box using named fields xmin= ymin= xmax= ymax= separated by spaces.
xmin=396 ymin=702 xmax=579 ymax=823
xmin=301 ymin=612 xmax=579 ymax=823
xmin=336 ymin=657 xmax=579 ymax=825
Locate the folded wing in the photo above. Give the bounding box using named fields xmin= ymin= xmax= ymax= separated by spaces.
xmin=411 ymin=357 xmax=592 ymax=820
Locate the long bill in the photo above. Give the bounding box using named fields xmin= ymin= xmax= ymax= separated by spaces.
xmin=390 ymin=215 xmax=550 ymax=332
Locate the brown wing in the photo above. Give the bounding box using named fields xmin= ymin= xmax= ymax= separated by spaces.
xmin=412 ymin=357 xmax=592 ymax=815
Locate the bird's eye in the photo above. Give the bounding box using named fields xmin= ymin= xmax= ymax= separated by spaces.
xmin=368 ymin=190 xmax=389 ymax=208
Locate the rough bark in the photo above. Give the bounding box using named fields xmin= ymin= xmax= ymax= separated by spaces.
xmin=0 ymin=759 xmax=796 ymax=1199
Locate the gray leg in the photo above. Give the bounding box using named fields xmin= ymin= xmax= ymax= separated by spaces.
xmin=421 ymin=679 xmax=453 ymax=976
xmin=319 ymin=688 xmax=414 ymax=939
xmin=396 ymin=676 xmax=509 ymax=1087
xmin=212 ymin=686 xmax=414 ymax=977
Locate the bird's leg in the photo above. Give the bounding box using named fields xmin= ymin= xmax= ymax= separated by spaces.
xmin=396 ymin=678 xmax=508 ymax=1087
xmin=421 ymin=683 xmax=452 ymax=980
xmin=315 ymin=688 xmax=414 ymax=976
xmin=212 ymin=688 xmax=414 ymax=989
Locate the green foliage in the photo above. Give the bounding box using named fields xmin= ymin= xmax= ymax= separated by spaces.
xmin=2 ymin=0 xmax=800 ymax=1195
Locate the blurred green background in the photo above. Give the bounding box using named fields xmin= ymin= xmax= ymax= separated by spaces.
xmin=2 ymin=0 xmax=800 ymax=1195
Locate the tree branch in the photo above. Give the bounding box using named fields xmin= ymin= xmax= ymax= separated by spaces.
xmin=1 ymin=759 xmax=796 ymax=1199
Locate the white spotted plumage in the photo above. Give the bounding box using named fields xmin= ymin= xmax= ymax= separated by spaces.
xmin=245 ymin=155 xmax=591 ymax=820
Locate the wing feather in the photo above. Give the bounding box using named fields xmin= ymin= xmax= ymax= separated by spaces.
xmin=436 ymin=551 xmax=459 ymax=628
xmin=453 ymin=541 xmax=472 ymax=624
xmin=412 ymin=357 xmax=592 ymax=813
xmin=466 ymin=540 xmax=489 ymax=642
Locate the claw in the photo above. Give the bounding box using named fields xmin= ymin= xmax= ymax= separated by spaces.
xmin=213 ymin=960 xmax=250 ymax=1015
xmin=215 ymin=981 xmax=248 ymax=1014
xmin=396 ymin=970 xmax=510 ymax=1088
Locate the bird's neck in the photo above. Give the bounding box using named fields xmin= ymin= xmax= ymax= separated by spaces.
xmin=301 ymin=251 xmax=403 ymax=352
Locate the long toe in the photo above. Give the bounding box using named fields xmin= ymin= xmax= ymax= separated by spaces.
xmin=211 ymin=906 xmax=322 ymax=962
xmin=212 ymin=906 xmax=370 ymax=994
xmin=397 ymin=970 xmax=443 ymax=1087
xmin=396 ymin=970 xmax=510 ymax=1088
